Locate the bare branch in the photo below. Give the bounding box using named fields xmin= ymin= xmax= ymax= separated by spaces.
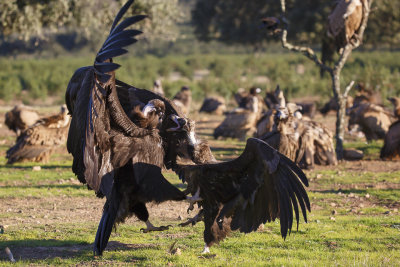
xmin=279 ymin=0 xmax=333 ymax=75
xmin=344 ymin=80 xmax=355 ymax=97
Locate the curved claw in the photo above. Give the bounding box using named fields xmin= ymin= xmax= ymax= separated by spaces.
xmin=140 ymin=224 xmax=172 ymax=233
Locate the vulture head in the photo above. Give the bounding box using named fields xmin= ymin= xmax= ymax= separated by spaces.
xmin=161 ymin=115 xmax=215 ymax=168
xmin=130 ymin=99 xmax=166 ymax=130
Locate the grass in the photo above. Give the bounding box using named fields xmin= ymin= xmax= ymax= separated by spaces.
xmin=0 ymin=112 xmax=400 ymax=266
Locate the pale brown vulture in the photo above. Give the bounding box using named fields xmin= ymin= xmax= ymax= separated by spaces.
xmin=348 ymin=103 xmax=393 ymax=141
xmin=199 ymin=96 xmax=226 ymax=115
xmin=328 ymin=0 xmax=366 ymax=49
xmin=6 ymin=105 xmax=70 ymax=164
xmin=4 ymin=104 xmax=40 ymax=135
xmin=173 ymin=86 xmax=192 ymax=115
xmin=65 ymin=0 xmax=310 ymax=256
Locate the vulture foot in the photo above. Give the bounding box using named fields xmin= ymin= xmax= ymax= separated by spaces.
xmin=202 ymin=244 xmax=210 ymax=254
xmin=140 ymin=220 xmax=171 ymax=233
xmin=179 ymin=210 xmax=204 ymax=227
xmin=186 ymin=188 xmax=202 ymax=213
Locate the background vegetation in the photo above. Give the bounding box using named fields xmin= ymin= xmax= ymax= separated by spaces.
xmin=0 ymin=51 xmax=399 ymax=106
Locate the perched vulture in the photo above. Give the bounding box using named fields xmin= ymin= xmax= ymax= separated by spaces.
xmin=152 ymin=79 xmax=164 ymax=97
xmin=65 ymin=0 xmax=310 ymax=256
xmin=348 ymin=103 xmax=393 ymax=141
xmin=328 ymin=0 xmax=366 ymax=50
xmin=199 ymin=96 xmax=226 ymax=115
xmin=388 ymin=97 xmax=400 ymax=119
xmin=4 ymin=104 xmax=40 ymax=135
xmin=173 ymin=86 xmax=192 ymax=115
xmin=6 ymin=105 xmax=70 ymax=164
xmin=320 ymin=96 xmax=354 ymax=115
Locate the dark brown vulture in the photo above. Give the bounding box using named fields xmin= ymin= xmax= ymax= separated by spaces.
xmin=199 ymin=96 xmax=226 ymax=115
xmin=6 ymin=105 xmax=70 ymax=164
xmin=65 ymin=0 xmax=310 ymax=256
xmin=296 ymin=102 xmax=317 ymax=119
xmin=173 ymin=86 xmax=192 ymax=115
xmin=380 ymin=121 xmax=400 ymax=160
xmin=320 ymin=96 xmax=354 ymax=115
xmin=4 ymin=104 xmax=40 ymax=135
xmin=328 ymin=0 xmax=366 ymax=50
xmin=348 ymin=103 xmax=393 ymax=141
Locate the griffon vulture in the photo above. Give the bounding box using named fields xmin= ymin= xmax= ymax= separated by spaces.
xmin=328 ymin=0 xmax=366 ymax=49
xmin=65 ymin=0 xmax=310 ymax=256
xmin=5 ymin=104 xmax=40 ymax=136
xmin=348 ymin=103 xmax=393 ymax=141
xmin=6 ymin=105 xmax=70 ymax=164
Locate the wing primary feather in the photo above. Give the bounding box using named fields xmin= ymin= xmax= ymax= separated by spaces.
xmin=287 ymin=170 xmax=311 ymax=212
xmin=281 ymin=156 xmax=309 ymax=186
xmin=109 ymin=0 xmax=135 ymax=32
xmin=277 ymin=175 xmax=293 ymax=235
xmin=95 ymin=48 xmax=128 ymax=64
xmin=94 ymin=62 xmax=121 ymax=74
xmin=102 ymin=38 xmax=137 ymax=52
xmin=110 ymin=15 xmax=147 ymax=36
xmin=95 ymin=82 xmax=107 ymax=96
xmin=282 ymin=170 xmax=300 ymax=231
xmin=287 ymin=176 xmax=309 ymax=223
xmin=103 ymin=30 xmax=142 ymax=47
xmin=278 ymin=187 xmax=289 ymax=239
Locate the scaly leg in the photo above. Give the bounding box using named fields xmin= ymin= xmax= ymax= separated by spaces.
xmin=186 ymin=187 xmax=202 ymax=213
xmin=140 ymin=220 xmax=171 ymax=233
xmin=179 ymin=209 xmax=204 ymax=227
xmin=202 ymin=243 xmax=210 ymax=254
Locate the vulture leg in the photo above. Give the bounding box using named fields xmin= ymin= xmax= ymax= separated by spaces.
xmin=140 ymin=220 xmax=172 ymax=233
xmin=94 ymin=188 xmax=120 ymax=256
xmin=202 ymin=244 xmax=211 ymax=254
xmin=186 ymin=187 xmax=202 ymax=213
xmin=179 ymin=209 xmax=204 ymax=227
xmin=131 ymin=201 xmax=172 ymax=233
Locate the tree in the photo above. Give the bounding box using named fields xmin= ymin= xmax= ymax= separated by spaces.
xmin=0 ymin=0 xmax=184 ymax=43
xmin=192 ymin=0 xmax=400 ymax=48
xmin=273 ymin=0 xmax=373 ymax=160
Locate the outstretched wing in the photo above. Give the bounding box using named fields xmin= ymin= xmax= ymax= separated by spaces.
xmin=65 ymin=0 xmax=147 ymax=196
xmin=179 ymin=138 xmax=310 ymax=239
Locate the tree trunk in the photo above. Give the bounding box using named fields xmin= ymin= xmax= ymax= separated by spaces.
xmin=332 ymin=72 xmax=346 ymax=160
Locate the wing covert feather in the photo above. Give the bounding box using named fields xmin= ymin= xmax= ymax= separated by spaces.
xmin=179 ymin=138 xmax=310 ymax=239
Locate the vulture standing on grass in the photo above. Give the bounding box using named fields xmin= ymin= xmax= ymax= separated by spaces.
xmin=65 ymin=1 xmax=191 ymax=256
xmin=348 ymin=103 xmax=393 ymax=141
xmin=380 ymin=97 xmax=400 ymax=160
xmin=4 ymin=104 xmax=40 ymax=135
xmin=199 ymin=96 xmax=226 ymax=115
xmin=6 ymin=105 xmax=70 ymax=164
xmin=172 ymin=86 xmax=192 ymax=115
xmin=65 ymin=0 xmax=310 ymax=256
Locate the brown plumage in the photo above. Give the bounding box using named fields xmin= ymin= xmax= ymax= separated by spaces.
xmin=387 ymin=97 xmax=400 ymax=119
xmin=65 ymin=2 xmax=188 ymax=256
xmin=380 ymin=121 xmax=400 ymax=160
xmin=4 ymin=105 xmax=40 ymax=135
xmin=254 ymin=109 xmax=276 ymax=138
xmin=261 ymin=17 xmax=281 ymax=36
xmin=6 ymin=105 xmax=70 ymax=164
xmin=320 ymin=96 xmax=354 ymax=115
xmin=214 ymin=109 xmax=259 ymax=140
xmin=296 ymin=102 xmax=317 ymax=119
xmin=199 ymin=96 xmax=226 ymax=115
xmin=297 ymin=120 xmax=337 ymax=169
xmin=173 ymin=86 xmax=192 ymax=115
xmin=152 ymin=79 xmax=164 ymax=96
xmin=328 ymin=0 xmax=366 ymax=49
xmin=177 ymin=138 xmax=310 ymax=252
xmin=348 ymin=103 xmax=393 ymax=141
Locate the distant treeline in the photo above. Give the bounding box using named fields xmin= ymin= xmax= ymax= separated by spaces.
xmin=1 ymin=51 xmax=399 ymax=105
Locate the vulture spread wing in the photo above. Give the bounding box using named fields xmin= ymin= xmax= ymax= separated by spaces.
xmin=65 ymin=0 xmax=149 ymax=196
xmin=179 ymin=138 xmax=310 ymax=242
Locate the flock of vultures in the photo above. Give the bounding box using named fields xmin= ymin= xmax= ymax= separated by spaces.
xmin=2 ymin=0 xmax=397 ymax=257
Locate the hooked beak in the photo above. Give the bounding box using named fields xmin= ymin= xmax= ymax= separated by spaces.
xmin=166 ymin=114 xmax=187 ymax=132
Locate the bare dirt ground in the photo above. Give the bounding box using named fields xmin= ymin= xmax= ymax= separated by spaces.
xmin=1 ymin=107 xmax=399 ymax=261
